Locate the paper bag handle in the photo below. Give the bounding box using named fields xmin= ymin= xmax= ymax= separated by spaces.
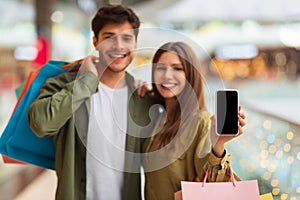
xmin=202 ymin=166 xmax=237 ymax=187
xmin=60 ymin=58 xmax=84 ymax=72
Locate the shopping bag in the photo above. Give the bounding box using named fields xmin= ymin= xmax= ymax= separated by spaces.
xmin=179 ymin=169 xmax=260 ymax=200
xmin=0 ymin=59 xmax=81 ymax=169
xmin=2 ymin=155 xmax=23 ymax=164
xmin=260 ymin=193 xmax=274 ymax=200
xmin=176 ymin=189 xmax=272 ymax=200
xmin=1 ymin=72 xmax=38 ymax=164
xmin=14 ymin=71 xmax=39 ymax=110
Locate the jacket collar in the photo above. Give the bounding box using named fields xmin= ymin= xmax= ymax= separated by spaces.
xmin=125 ymin=71 xmax=136 ymax=95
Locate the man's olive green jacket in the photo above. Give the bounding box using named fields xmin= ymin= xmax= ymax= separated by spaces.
xmin=27 ymin=70 xmax=155 ymax=200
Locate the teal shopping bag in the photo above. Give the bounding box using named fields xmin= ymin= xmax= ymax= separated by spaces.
xmin=0 ymin=60 xmax=80 ymax=169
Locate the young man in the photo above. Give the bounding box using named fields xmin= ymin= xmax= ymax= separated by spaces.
xmin=27 ymin=4 xmax=154 ymax=200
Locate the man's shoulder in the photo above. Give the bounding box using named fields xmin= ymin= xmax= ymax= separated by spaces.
xmin=46 ymin=72 xmax=78 ymax=84
xmin=133 ymin=91 xmax=156 ymax=106
xmin=125 ymin=72 xmax=156 ymax=103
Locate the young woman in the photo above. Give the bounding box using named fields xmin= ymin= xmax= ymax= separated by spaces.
xmin=143 ymin=42 xmax=246 ymax=200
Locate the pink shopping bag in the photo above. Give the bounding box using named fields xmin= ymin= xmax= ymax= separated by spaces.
xmin=175 ymin=167 xmax=260 ymax=200
xmin=181 ymin=180 xmax=260 ymax=200
xmin=179 ymin=169 xmax=260 ymax=200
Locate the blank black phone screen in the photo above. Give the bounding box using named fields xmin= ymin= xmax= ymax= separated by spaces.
xmin=216 ymin=90 xmax=239 ymax=135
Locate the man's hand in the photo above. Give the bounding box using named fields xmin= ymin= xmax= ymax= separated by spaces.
xmin=134 ymin=80 xmax=152 ymax=97
xmin=79 ymin=55 xmax=99 ymax=78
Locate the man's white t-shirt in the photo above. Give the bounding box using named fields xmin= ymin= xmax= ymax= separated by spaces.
xmin=86 ymin=82 xmax=128 ymax=200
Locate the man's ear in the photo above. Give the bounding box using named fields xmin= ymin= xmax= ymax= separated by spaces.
xmin=93 ymin=36 xmax=97 ymax=48
xmin=134 ymin=39 xmax=138 ymax=49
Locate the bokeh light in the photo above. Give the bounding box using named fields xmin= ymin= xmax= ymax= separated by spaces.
xmin=226 ymin=109 xmax=300 ymax=199
xmin=286 ymin=131 xmax=294 ymax=140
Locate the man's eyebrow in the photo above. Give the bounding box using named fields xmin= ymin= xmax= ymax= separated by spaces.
xmin=101 ymin=32 xmax=134 ymax=37
xmin=102 ymin=32 xmax=114 ymax=36
xmin=122 ymin=33 xmax=134 ymax=37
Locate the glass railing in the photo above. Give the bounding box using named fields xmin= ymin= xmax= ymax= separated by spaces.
xmin=227 ymin=107 xmax=300 ymax=200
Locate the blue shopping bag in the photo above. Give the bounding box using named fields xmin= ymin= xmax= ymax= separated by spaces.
xmin=0 ymin=60 xmax=79 ymax=169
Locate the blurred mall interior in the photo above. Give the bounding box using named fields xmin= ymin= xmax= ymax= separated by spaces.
xmin=0 ymin=0 xmax=300 ymax=199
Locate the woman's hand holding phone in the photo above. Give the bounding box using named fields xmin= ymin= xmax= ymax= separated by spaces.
xmin=211 ymin=101 xmax=246 ymax=158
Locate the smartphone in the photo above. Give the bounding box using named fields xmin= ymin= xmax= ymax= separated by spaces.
xmin=215 ymin=89 xmax=239 ymax=135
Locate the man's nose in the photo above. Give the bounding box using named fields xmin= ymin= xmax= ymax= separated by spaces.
xmin=113 ymin=36 xmax=125 ymax=49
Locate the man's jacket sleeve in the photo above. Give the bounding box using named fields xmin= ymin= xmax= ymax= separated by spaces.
xmin=27 ymin=71 xmax=98 ymax=137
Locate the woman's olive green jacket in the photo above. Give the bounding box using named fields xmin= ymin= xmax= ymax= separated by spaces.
xmin=143 ymin=111 xmax=232 ymax=200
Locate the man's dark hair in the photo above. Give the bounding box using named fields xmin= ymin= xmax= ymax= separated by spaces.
xmin=91 ymin=4 xmax=140 ymax=39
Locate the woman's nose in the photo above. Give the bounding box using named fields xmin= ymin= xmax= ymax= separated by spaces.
xmin=164 ymin=67 xmax=173 ymax=78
